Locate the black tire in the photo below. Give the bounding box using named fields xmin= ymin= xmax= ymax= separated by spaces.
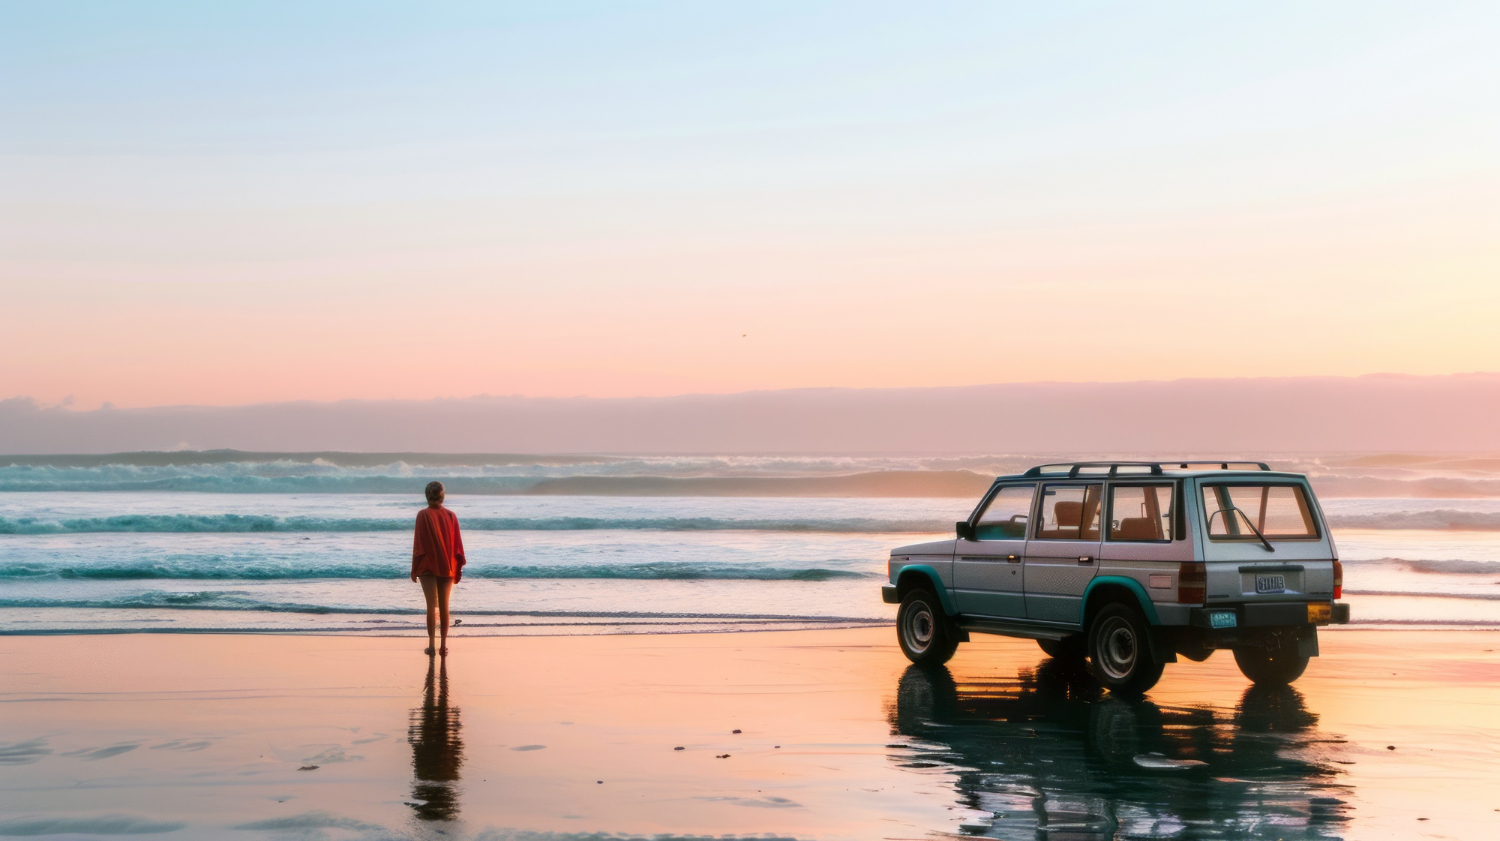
xmin=1086 ymin=601 xmax=1165 ymax=695
xmin=896 ymin=589 xmax=959 ymax=666
xmin=1232 ymin=647 xmax=1310 ymax=685
xmin=1037 ymin=635 xmax=1086 ymax=664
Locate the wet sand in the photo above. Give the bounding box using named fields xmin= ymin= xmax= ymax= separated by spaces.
xmin=1 ymin=628 xmax=1497 ymax=840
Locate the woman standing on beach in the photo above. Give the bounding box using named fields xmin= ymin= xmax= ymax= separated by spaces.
xmin=412 ymin=481 xmax=465 ymax=656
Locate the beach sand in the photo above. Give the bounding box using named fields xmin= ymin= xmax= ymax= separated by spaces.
xmin=2 ymin=628 xmax=1497 ymax=840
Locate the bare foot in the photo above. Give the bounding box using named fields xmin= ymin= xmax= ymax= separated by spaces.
xmin=439 ymin=646 xmax=448 ymax=657
xmin=424 ymin=646 xmax=434 ymax=656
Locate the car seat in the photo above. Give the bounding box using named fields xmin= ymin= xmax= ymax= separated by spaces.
xmin=1114 ymin=517 xmax=1161 ymax=541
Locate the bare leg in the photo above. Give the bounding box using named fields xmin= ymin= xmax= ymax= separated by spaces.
xmin=419 ymin=575 xmax=439 ymax=654
xmin=436 ymin=577 xmax=454 ymax=655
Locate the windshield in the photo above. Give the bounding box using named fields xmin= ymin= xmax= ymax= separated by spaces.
xmin=1201 ymin=484 xmax=1318 ymax=540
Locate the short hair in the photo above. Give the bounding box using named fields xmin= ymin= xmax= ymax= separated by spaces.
xmin=424 ymin=481 xmax=445 ymax=503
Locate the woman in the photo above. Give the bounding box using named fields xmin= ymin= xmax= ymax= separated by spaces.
xmin=411 ymin=481 xmax=465 ymax=656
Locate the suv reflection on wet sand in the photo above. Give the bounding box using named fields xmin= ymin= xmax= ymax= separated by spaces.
xmin=883 ymin=461 xmax=1351 ymax=693
xmin=889 ymin=663 xmax=1351 ymax=839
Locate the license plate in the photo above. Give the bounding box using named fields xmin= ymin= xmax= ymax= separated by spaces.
xmin=1256 ymin=574 xmax=1286 ymax=594
xmin=1307 ymin=603 xmax=1332 ymax=624
xmin=1209 ymin=611 xmax=1238 ymax=629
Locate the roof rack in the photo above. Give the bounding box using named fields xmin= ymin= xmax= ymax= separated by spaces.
xmin=1169 ymin=461 xmax=1272 ymax=472
xmin=1021 ymin=461 xmax=1271 ymax=478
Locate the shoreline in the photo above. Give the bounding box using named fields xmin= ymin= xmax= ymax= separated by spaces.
xmin=2 ymin=603 xmax=1495 ymax=638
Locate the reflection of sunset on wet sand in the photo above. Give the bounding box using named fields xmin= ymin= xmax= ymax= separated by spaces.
xmin=1 ymin=628 xmax=1496 ymax=838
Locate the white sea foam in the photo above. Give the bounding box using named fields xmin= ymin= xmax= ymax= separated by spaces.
xmin=1 ymin=456 xmax=1497 ymax=635
xmin=0 ymin=513 xmax=948 ymax=535
xmin=8 ymin=453 xmax=1500 ymax=500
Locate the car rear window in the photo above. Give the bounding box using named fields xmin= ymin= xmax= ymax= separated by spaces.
xmin=1201 ymin=484 xmax=1318 ymax=540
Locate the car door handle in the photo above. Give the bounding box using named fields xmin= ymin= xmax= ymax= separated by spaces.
xmin=1077 ymin=555 xmax=1095 ymax=564
xmin=1007 ymin=554 xmax=1021 ymax=563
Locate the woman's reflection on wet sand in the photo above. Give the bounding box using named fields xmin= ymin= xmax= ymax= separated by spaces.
xmin=889 ymin=660 xmax=1351 ymax=839
xmin=408 ymin=655 xmax=463 ymax=822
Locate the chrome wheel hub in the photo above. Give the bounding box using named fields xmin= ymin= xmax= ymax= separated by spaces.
xmin=904 ymin=603 xmax=934 ymax=653
xmin=1096 ymin=616 xmax=1138 ymax=680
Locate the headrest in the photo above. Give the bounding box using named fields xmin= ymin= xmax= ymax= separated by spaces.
xmin=1054 ymin=501 xmax=1082 ymax=527
xmin=1115 ymin=517 xmax=1160 ymax=541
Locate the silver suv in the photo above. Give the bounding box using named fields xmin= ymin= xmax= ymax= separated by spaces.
xmin=881 ymin=461 xmax=1350 ymax=693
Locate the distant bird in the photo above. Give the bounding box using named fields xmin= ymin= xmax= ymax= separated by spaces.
xmin=453 ymin=618 xmax=462 ymax=626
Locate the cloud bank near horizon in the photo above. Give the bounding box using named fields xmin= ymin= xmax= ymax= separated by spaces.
xmin=3 ymin=374 xmax=1498 ymax=455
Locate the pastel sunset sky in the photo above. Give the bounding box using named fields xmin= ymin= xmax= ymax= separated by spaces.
xmin=3 ymin=2 xmax=1497 ymax=408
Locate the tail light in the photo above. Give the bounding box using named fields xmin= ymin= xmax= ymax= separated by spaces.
xmin=1178 ymin=562 xmax=1206 ymax=605
xmin=1332 ymin=559 xmax=1343 ymax=600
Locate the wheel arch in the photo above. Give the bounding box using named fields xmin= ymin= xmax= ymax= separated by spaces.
xmin=894 ymin=565 xmax=956 ymax=616
xmin=1081 ymin=576 xmax=1161 ymax=627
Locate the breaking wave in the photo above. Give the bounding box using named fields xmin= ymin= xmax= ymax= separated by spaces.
xmin=1326 ymin=511 xmax=1500 ymax=531
xmin=0 ymin=591 xmax=870 ymax=618
xmin=1343 ymin=589 xmax=1500 ymax=601
xmin=9 ymin=510 xmax=1500 ymax=535
xmin=1393 ymin=558 xmax=1500 ymax=575
xmin=0 ymin=470 xmax=535 ymax=495
xmin=11 ymin=452 xmax=1500 ymax=498
xmin=0 ymin=514 xmax=943 ymax=535
xmin=1345 ymin=618 xmax=1500 ymax=627
xmin=0 ymin=460 xmax=993 ymax=497
xmin=0 ymin=560 xmax=873 ymax=582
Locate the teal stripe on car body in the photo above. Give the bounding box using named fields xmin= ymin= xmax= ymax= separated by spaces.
xmin=892 ymin=564 xmax=956 ymax=615
xmin=1080 ymin=575 xmax=1161 ymax=625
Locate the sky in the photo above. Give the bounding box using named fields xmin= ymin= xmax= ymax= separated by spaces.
xmin=3 ymin=1 xmax=1498 ymax=409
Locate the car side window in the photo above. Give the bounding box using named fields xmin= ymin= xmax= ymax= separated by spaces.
xmin=1107 ymin=484 xmax=1174 ymax=542
xmin=973 ymin=484 xmax=1035 ymax=540
xmin=1035 ymin=484 xmax=1102 ymax=540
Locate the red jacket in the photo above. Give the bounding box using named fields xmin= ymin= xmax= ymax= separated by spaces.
xmin=412 ymin=506 xmax=466 ymax=581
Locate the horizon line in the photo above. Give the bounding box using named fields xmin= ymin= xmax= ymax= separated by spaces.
xmin=9 ymin=370 xmax=1500 ymax=413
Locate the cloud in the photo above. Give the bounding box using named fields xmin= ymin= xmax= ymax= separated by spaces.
xmin=2 ymin=374 xmax=1498 ymax=454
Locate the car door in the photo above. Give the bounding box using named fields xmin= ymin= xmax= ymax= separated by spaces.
xmin=953 ymin=483 xmax=1035 ymax=617
xmin=1025 ymin=482 xmax=1103 ymax=623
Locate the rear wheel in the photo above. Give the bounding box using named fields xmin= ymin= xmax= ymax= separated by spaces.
xmin=897 ymin=589 xmax=959 ymax=666
xmin=1086 ymin=602 xmax=1165 ymax=695
xmin=1232 ymin=647 xmax=1309 ymax=685
xmin=1037 ymin=635 xmax=1085 ymax=664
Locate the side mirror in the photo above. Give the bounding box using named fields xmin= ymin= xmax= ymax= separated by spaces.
xmin=956 ymin=521 xmax=975 ymax=541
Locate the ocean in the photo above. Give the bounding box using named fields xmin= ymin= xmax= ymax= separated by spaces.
xmin=0 ymin=453 xmax=1496 ymax=636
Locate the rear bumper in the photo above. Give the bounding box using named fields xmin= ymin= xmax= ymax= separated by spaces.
xmin=881 ymin=585 xmax=900 ymax=604
xmin=1189 ymin=601 xmax=1350 ymax=629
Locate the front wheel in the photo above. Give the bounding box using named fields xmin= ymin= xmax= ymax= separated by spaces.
xmin=1233 ymin=647 xmax=1309 ymax=685
xmin=1086 ymin=602 xmax=1165 ymax=695
xmin=897 ymin=589 xmax=959 ymax=666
